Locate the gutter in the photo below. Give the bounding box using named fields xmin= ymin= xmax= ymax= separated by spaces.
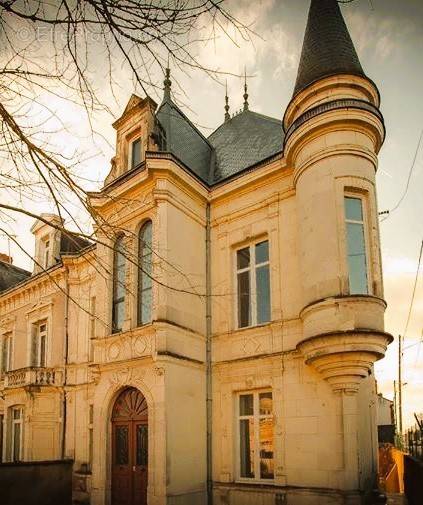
xmin=206 ymin=203 xmax=213 ymax=505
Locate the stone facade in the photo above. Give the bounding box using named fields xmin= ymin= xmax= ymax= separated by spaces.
xmin=0 ymin=1 xmax=393 ymax=504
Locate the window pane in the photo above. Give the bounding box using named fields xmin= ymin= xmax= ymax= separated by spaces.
xmin=138 ymin=222 xmax=153 ymax=325
xmin=259 ymin=418 xmax=274 ymax=479
xmin=237 ymin=271 xmax=250 ymax=328
xmin=40 ymin=335 xmax=46 ymax=367
xmin=13 ymin=423 xmax=21 ymax=461
xmin=132 ymin=139 xmax=141 ymax=168
xmin=139 ymin=288 xmax=152 ymax=325
xmin=115 ymin=426 xmax=129 ymax=465
xmin=237 ymin=247 xmax=250 ymax=270
xmin=13 ymin=409 xmax=21 ymax=420
xmin=136 ymin=424 xmax=148 ymax=466
xmin=239 ymin=394 xmax=254 ymax=416
xmin=259 ymin=392 xmax=273 ymax=415
xmin=346 ymin=222 xmax=366 ymax=256
xmin=345 ymin=197 xmax=363 ymax=221
xmin=256 ymin=265 xmax=270 ymax=324
xmin=346 ymin=222 xmax=368 ymax=294
xmin=255 ymin=241 xmax=269 ymax=264
xmin=240 ymin=419 xmax=254 ymax=478
xmin=347 ymin=254 xmax=368 ymax=294
xmin=113 ymin=300 xmax=125 ymax=332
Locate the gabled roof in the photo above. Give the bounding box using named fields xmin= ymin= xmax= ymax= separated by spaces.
xmin=208 ymin=110 xmax=284 ymax=183
xmin=293 ymin=0 xmax=366 ymax=97
xmin=156 ymin=98 xmax=214 ymax=184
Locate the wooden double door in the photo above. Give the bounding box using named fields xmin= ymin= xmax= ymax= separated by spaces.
xmin=111 ymin=388 xmax=148 ymax=505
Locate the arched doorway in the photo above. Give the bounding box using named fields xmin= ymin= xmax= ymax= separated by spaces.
xmin=111 ymin=387 xmax=148 ymax=505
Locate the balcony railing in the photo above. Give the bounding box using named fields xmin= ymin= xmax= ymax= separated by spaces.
xmin=4 ymin=367 xmax=64 ymax=388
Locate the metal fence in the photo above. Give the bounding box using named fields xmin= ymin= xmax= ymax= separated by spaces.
xmin=405 ymin=427 xmax=423 ymax=461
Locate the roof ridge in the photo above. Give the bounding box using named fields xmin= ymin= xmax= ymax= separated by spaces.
xmin=157 ymin=98 xmax=214 ymax=150
xmin=208 ymin=109 xmax=281 ymax=140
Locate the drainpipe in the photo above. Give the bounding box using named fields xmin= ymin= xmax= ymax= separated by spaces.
xmin=61 ymin=265 xmax=69 ymax=460
xmin=206 ymin=203 xmax=213 ymax=505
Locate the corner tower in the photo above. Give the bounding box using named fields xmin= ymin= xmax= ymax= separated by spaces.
xmin=284 ymin=0 xmax=392 ymax=495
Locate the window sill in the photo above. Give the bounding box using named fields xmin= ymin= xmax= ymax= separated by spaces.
xmin=236 ymin=321 xmax=271 ymax=332
xmin=235 ymin=479 xmax=276 ymax=487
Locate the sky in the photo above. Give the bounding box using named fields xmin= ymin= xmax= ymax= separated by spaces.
xmin=1 ymin=0 xmax=422 ymax=428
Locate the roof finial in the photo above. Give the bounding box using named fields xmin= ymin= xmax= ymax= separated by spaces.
xmin=224 ymin=80 xmax=230 ymax=122
xmin=243 ymin=66 xmax=249 ymax=111
xmin=163 ymin=63 xmax=171 ymax=101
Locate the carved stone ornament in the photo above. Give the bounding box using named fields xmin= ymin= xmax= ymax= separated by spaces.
xmin=108 ymin=367 xmax=146 ymax=386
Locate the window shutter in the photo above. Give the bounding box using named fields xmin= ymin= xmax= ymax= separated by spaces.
xmin=30 ymin=325 xmax=37 ymax=367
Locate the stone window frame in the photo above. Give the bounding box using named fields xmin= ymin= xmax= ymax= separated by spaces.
xmin=0 ymin=330 xmax=14 ymax=376
xmin=9 ymin=405 xmax=24 ymax=462
xmin=234 ymin=238 xmax=271 ymax=329
xmin=25 ymin=301 xmax=53 ymax=368
xmin=235 ymin=388 xmax=275 ymax=484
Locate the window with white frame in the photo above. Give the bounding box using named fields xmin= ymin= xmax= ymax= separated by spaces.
xmin=344 ymin=196 xmax=369 ymax=295
xmin=238 ymin=391 xmax=274 ymax=480
xmin=130 ymin=138 xmax=142 ymax=169
xmin=236 ymin=240 xmax=270 ymax=328
xmin=11 ymin=406 xmax=23 ymax=462
xmin=1 ymin=332 xmax=13 ymax=376
xmin=31 ymin=321 xmax=47 ymax=367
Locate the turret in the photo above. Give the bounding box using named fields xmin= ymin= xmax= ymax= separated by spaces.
xmin=284 ymin=0 xmax=392 ymax=493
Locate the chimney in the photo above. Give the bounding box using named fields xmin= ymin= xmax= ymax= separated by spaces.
xmin=0 ymin=253 xmax=13 ymax=264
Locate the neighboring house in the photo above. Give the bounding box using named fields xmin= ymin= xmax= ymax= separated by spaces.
xmin=377 ymin=394 xmax=396 ymax=444
xmin=0 ymin=1 xmax=393 ymax=504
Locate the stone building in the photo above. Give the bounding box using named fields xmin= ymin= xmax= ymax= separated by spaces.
xmin=0 ymin=1 xmax=393 ymax=504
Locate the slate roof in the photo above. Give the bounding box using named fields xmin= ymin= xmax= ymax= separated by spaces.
xmin=0 ymin=260 xmax=31 ymax=292
xmin=208 ymin=110 xmax=284 ymax=183
xmin=156 ymin=96 xmax=283 ymax=185
xmin=60 ymin=232 xmax=92 ymax=255
xmin=156 ymin=98 xmax=214 ymax=184
xmin=293 ymin=0 xmax=366 ymax=97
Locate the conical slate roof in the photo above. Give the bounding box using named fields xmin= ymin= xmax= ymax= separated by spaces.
xmin=293 ymin=0 xmax=366 ymax=96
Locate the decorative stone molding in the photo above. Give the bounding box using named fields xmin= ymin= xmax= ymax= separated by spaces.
xmin=4 ymin=367 xmax=64 ymax=389
xmin=296 ymin=330 xmax=393 ymax=393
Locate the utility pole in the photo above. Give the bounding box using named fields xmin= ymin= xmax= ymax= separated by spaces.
xmin=398 ymin=335 xmax=403 ymax=442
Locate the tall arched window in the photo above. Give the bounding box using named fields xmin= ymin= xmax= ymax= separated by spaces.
xmin=138 ymin=221 xmax=152 ymax=325
xmin=112 ymin=235 xmax=126 ymax=333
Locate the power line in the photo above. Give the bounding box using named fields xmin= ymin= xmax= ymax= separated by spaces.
xmin=381 ymin=129 xmax=423 ymax=222
xmin=403 ymin=239 xmax=423 ymax=338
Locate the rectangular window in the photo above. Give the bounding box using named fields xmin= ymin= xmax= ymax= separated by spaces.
xmin=1 ymin=332 xmax=13 ymax=376
xmin=236 ymin=240 xmax=270 ymax=328
xmin=131 ymin=138 xmax=142 ymax=169
xmin=11 ymin=407 xmax=23 ymax=462
xmin=31 ymin=321 xmax=47 ymax=367
xmin=238 ymin=391 xmax=274 ymax=481
xmin=344 ymin=196 xmax=369 ymax=294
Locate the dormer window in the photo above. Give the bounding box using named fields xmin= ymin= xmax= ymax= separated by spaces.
xmin=130 ymin=138 xmax=142 ymax=169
